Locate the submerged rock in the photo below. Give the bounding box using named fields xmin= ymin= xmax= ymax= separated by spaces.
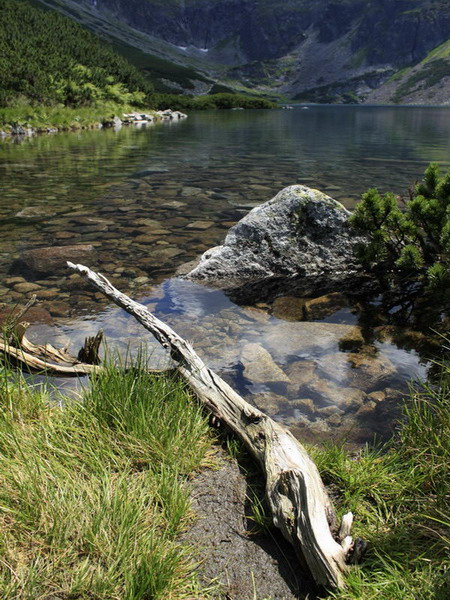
xmin=241 ymin=343 xmax=290 ymax=384
xmin=102 ymin=115 xmax=122 ymax=128
xmin=271 ymin=296 xmax=305 ymax=321
xmin=303 ymin=292 xmax=349 ymax=320
xmin=185 ymin=185 xmax=371 ymax=302
xmin=13 ymin=245 xmax=97 ymax=276
xmin=15 ymin=206 xmax=65 ymax=220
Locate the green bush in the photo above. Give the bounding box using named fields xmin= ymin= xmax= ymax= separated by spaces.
xmin=350 ymin=163 xmax=450 ymax=300
xmin=149 ymin=92 xmax=276 ymax=111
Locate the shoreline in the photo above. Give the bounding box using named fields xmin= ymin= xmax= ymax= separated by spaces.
xmin=0 ymin=108 xmax=187 ymax=139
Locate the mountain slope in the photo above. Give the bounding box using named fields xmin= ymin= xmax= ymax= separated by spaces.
xmin=364 ymin=38 xmax=450 ymax=105
xmin=30 ymin=0 xmax=220 ymax=94
xmin=0 ymin=0 xmax=154 ymax=107
xmin=31 ymin=0 xmax=450 ymax=102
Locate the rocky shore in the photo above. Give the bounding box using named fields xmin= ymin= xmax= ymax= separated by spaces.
xmin=0 ymin=108 xmax=187 ymax=138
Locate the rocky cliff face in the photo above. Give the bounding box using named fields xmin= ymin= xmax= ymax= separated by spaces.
xmin=36 ymin=0 xmax=450 ymax=102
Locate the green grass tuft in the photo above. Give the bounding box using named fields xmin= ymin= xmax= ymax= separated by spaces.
xmin=310 ymin=361 xmax=450 ymax=600
xmin=0 ymin=361 xmax=212 ymax=599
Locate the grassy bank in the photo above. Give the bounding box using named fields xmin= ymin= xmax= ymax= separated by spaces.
xmin=0 ymin=102 xmax=155 ymax=132
xmin=1 ymin=355 xmax=448 ymax=599
xmin=311 ymin=366 xmax=450 ymax=600
xmin=0 ymin=362 xmax=212 ymax=599
xmin=0 ymin=93 xmax=276 ymax=133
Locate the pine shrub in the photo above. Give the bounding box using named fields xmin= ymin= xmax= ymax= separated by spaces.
xmin=350 ymin=163 xmax=450 ymax=300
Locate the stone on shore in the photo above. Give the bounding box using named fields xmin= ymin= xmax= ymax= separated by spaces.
xmin=185 ymin=185 xmax=370 ymax=301
xmin=102 ymin=116 xmax=122 ymax=128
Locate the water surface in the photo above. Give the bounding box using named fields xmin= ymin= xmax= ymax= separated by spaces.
xmin=2 ymin=106 xmax=449 ymax=445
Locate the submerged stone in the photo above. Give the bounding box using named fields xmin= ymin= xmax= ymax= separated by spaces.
xmin=14 ymin=245 xmax=97 ymax=276
xmin=241 ymin=343 xmax=290 ymax=384
xmin=15 ymin=206 xmax=64 ymax=220
xmin=13 ymin=282 xmax=42 ymax=294
xmin=271 ymin=296 xmax=305 ymax=321
xmin=303 ymin=292 xmax=348 ymax=320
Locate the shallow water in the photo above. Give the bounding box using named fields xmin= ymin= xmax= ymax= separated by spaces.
xmin=2 ymin=106 xmax=450 ymax=445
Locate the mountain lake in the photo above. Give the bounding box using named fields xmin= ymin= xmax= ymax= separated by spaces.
xmin=1 ymin=105 xmax=450 ymax=447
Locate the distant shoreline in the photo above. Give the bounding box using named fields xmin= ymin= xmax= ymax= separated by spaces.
xmin=0 ymin=107 xmax=187 ymax=138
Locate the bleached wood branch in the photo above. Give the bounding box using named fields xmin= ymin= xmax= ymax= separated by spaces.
xmin=67 ymin=261 xmax=356 ymax=588
xmin=0 ymin=336 xmax=100 ymax=375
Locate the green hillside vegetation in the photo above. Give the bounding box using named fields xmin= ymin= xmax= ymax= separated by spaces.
xmin=0 ymin=0 xmax=274 ymax=131
xmin=109 ymin=39 xmax=212 ymax=93
xmin=0 ymin=0 xmax=154 ymax=109
xmin=150 ymin=92 xmax=276 ymax=111
xmin=392 ymin=58 xmax=450 ymax=103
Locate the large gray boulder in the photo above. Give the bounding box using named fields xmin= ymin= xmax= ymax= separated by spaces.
xmin=185 ymin=185 xmax=370 ymax=301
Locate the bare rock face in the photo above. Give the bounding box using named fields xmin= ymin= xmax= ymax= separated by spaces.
xmin=185 ymin=185 xmax=370 ymax=301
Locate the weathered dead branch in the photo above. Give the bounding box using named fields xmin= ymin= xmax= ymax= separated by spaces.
xmin=0 ymin=335 xmax=101 ymax=375
xmin=68 ymin=261 xmax=359 ymax=588
xmin=0 ymin=306 xmax=103 ymax=375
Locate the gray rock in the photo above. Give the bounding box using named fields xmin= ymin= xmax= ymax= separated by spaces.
xmin=172 ymin=110 xmax=188 ymax=119
xmin=102 ymin=116 xmax=122 ymax=128
xmin=15 ymin=245 xmax=97 ymax=275
xmin=185 ymin=185 xmax=371 ymax=301
xmin=241 ymin=343 xmax=290 ymax=384
xmin=11 ymin=124 xmax=34 ymax=136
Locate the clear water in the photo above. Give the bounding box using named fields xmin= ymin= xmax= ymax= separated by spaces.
xmin=2 ymin=106 xmax=449 ymax=445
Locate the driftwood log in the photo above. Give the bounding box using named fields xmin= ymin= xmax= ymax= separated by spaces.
xmin=0 ymin=335 xmax=101 ymax=375
xmin=68 ymin=262 xmax=358 ymax=588
xmin=0 ymin=297 xmax=103 ymax=375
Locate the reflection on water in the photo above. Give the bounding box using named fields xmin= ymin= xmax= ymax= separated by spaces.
xmin=2 ymin=106 xmax=450 ymax=445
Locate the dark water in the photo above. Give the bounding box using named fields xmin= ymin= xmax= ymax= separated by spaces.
xmin=1 ymin=106 xmax=450 ymax=445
